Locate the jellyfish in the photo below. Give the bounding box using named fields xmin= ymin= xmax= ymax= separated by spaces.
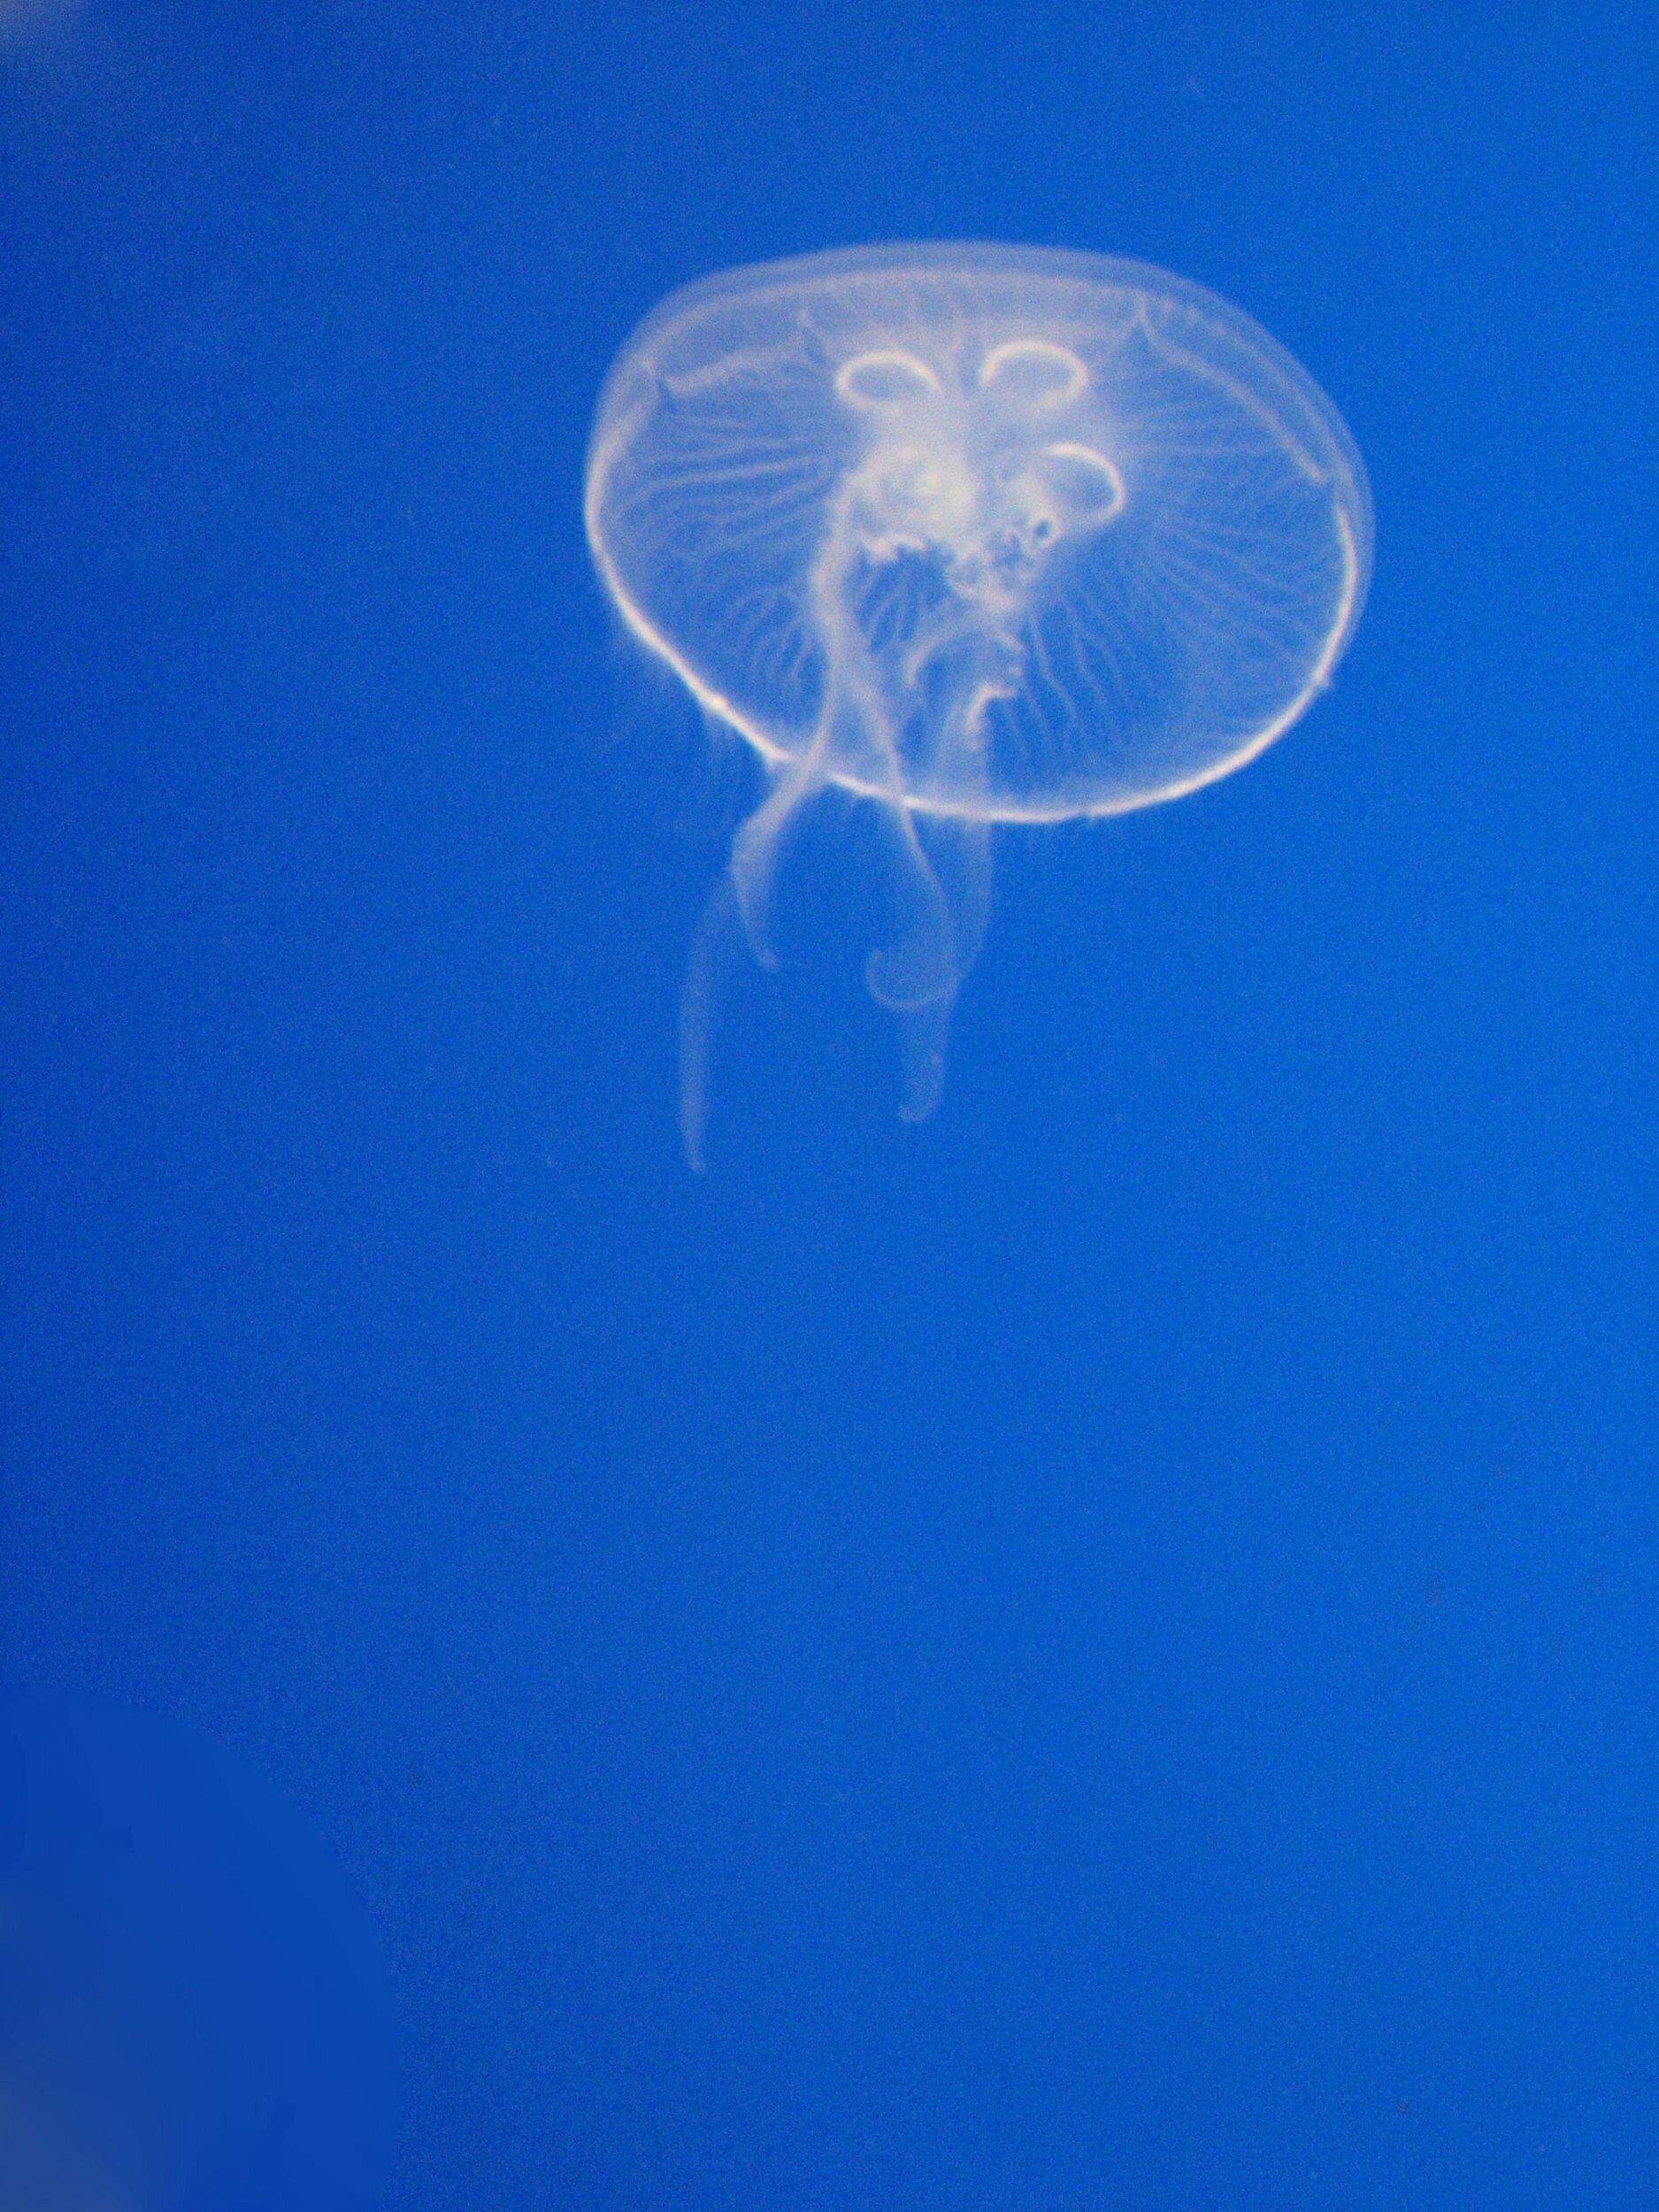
xmin=584 ymin=243 xmax=1371 ymax=1164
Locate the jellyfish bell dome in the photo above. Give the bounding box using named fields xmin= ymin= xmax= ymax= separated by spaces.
xmin=584 ymin=243 xmax=1371 ymax=1160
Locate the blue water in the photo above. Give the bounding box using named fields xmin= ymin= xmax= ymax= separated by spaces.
xmin=4 ymin=5 xmax=1655 ymax=2207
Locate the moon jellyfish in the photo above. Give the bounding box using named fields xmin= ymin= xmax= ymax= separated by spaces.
xmin=584 ymin=243 xmax=1371 ymax=1164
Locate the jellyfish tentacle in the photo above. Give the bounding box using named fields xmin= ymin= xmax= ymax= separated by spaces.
xmin=864 ymin=806 xmax=956 ymax=1014
xmin=678 ymin=872 xmax=742 ymax=1173
xmin=863 ymin=805 xmax=995 ymax=1016
xmin=921 ymin=808 xmax=994 ymax=984
xmin=727 ymin=735 xmax=830 ymax=970
xmin=864 ymin=807 xmax=993 ymax=1126
xmin=892 ymin=992 xmax=952 ymax=1126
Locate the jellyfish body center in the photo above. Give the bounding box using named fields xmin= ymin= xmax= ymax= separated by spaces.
xmin=822 ymin=338 xmax=1126 ymax=870
xmin=834 ymin=340 xmax=1125 ymax=662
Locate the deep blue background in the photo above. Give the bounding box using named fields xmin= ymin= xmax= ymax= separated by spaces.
xmin=4 ymin=3 xmax=1657 ymax=2206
